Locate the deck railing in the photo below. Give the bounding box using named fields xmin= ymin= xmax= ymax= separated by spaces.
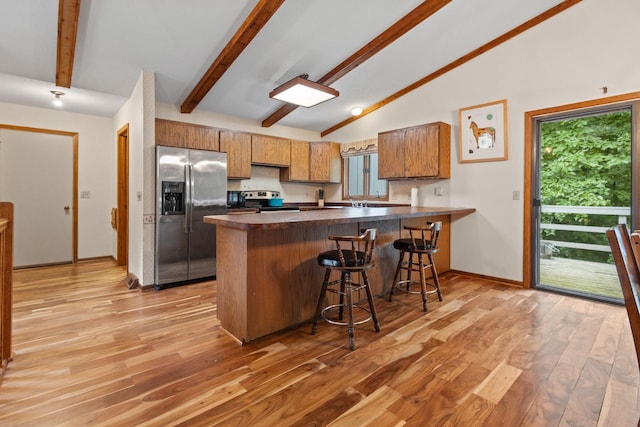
xmin=540 ymin=205 xmax=630 ymax=253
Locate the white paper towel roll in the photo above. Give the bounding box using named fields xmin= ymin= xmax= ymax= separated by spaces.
xmin=410 ymin=187 xmax=418 ymax=207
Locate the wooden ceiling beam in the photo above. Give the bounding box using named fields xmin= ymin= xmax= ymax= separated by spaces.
xmin=181 ymin=0 xmax=285 ymax=114
xmin=261 ymin=0 xmax=451 ymax=128
xmin=321 ymin=0 xmax=582 ymax=137
xmin=56 ymin=0 xmax=81 ymax=88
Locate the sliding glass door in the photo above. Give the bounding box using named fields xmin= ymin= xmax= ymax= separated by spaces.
xmin=532 ymin=104 xmax=637 ymax=303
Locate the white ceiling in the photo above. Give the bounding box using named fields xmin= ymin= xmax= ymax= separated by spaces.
xmin=0 ymin=0 xmax=565 ymax=133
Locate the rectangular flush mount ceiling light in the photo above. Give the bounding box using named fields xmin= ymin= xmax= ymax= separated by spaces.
xmin=269 ymin=75 xmax=339 ymax=108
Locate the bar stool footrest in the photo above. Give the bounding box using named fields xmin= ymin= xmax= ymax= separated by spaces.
xmin=395 ymin=279 xmax=439 ymax=295
xmin=321 ymin=304 xmax=372 ymax=326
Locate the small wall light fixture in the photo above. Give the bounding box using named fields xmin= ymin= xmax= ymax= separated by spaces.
xmin=51 ymin=90 xmax=65 ymax=107
xmin=350 ymin=106 xmax=363 ymax=116
xmin=269 ymin=74 xmax=339 ymax=108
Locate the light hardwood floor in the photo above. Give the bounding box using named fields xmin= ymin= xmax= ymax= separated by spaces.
xmin=1 ymin=259 xmax=639 ymax=426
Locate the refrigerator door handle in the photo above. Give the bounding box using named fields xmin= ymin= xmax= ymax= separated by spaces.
xmin=184 ymin=164 xmax=192 ymax=233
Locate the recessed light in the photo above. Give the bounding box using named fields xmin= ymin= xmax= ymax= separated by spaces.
xmin=350 ymin=106 xmax=363 ymax=116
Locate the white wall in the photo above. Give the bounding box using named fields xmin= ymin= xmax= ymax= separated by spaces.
xmin=0 ymin=101 xmax=115 ymax=259
xmin=325 ymin=0 xmax=640 ymax=282
xmin=113 ymin=70 xmax=156 ymax=286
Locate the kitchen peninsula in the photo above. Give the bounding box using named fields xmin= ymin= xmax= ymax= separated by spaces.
xmin=204 ymin=206 xmax=475 ymax=344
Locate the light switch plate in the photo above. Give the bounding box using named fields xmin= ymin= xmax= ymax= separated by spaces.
xmin=80 ymin=191 xmax=90 ymax=199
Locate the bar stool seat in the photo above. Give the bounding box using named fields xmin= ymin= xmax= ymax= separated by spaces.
xmin=311 ymin=228 xmax=380 ymax=350
xmin=389 ymin=221 xmax=443 ymax=312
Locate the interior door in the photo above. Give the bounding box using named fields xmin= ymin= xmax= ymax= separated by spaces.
xmin=0 ymin=129 xmax=73 ymax=267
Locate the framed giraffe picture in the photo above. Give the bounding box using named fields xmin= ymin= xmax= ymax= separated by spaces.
xmin=458 ymin=99 xmax=508 ymax=163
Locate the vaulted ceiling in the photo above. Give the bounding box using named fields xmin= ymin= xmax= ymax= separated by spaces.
xmin=0 ymin=0 xmax=577 ymax=136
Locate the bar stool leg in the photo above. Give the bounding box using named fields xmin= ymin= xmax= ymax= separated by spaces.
xmin=406 ymin=252 xmax=414 ymax=292
xmin=345 ymin=272 xmax=355 ymax=351
xmin=389 ymin=250 xmax=405 ymax=302
xmin=362 ymin=271 xmax=380 ymax=332
xmin=418 ymin=253 xmax=428 ymax=312
xmin=429 ymin=253 xmax=443 ymax=301
xmin=311 ymin=268 xmax=331 ymax=335
xmin=338 ymin=272 xmax=347 ymax=320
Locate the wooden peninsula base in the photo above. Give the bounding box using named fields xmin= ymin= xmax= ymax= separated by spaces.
xmin=204 ymin=206 xmax=474 ymax=344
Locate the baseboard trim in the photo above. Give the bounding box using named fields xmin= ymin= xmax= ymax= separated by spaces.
xmin=139 ymin=283 xmax=156 ymax=292
xmin=445 ymin=270 xmax=524 ymax=288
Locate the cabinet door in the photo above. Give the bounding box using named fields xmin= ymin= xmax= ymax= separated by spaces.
xmin=405 ymin=124 xmax=439 ymax=177
xmin=251 ymin=135 xmax=291 ymax=166
xmin=190 ymin=126 xmax=219 ymax=151
xmin=287 ymin=140 xmax=310 ymax=181
xmin=220 ymin=130 xmax=251 ymax=179
xmin=155 ymin=119 xmax=219 ymax=151
xmin=309 ymin=141 xmax=340 ymax=183
xmin=377 ymin=130 xmax=405 ymax=179
xmin=156 ymin=119 xmax=187 ymax=148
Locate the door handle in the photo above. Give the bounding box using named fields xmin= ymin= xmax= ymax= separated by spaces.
xmin=64 ymin=206 xmax=70 ymax=214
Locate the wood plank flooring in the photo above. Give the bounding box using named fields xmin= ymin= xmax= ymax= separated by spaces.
xmin=1 ymin=259 xmax=639 ymax=426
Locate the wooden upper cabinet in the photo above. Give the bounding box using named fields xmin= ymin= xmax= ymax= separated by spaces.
xmin=251 ymin=135 xmax=291 ymax=166
xmin=378 ymin=130 xmax=405 ymax=179
xmin=378 ymin=121 xmax=450 ymax=180
xmin=309 ymin=141 xmax=340 ymax=183
xmin=280 ymin=141 xmax=340 ymax=183
xmin=219 ymin=130 xmax=251 ymax=180
xmin=155 ymin=119 xmax=219 ymax=151
xmin=281 ymin=140 xmax=310 ymax=181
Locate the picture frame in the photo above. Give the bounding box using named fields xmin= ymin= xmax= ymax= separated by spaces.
xmin=458 ymin=99 xmax=508 ymax=163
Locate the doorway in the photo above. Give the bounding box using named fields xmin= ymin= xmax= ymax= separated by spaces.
xmin=524 ymin=93 xmax=640 ymax=302
xmin=116 ymin=124 xmax=129 ymax=268
xmin=0 ymin=125 xmax=78 ymax=267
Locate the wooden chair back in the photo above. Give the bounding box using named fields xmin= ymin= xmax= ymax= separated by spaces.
xmin=404 ymin=221 xmax=441 ymax=251
xmin=606 ymin=223 xmax=640 ymax=365
xmin=328 ymin=228 xmax=377 ymax=268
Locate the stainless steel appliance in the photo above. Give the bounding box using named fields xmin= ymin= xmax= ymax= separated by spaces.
xmin=226 ymin=190 xmax=246 ymax=208
xmin=155 ymin=146 xmax=227 ymax=289
xmin=244 ymin=190 xmax=300 ymax=212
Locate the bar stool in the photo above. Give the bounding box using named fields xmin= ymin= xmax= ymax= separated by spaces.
xmin=311 ymin=228 xmax=380 ymax=350
xmin=389 ymin=221 xmax=443 ymax=312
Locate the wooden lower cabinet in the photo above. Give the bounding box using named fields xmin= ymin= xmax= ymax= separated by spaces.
xmin=220 ymin=130 xmax=251 ymax=179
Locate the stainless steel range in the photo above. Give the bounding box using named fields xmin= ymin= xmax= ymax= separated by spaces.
xmin=244 ymin=190 xmax=299 ymax=212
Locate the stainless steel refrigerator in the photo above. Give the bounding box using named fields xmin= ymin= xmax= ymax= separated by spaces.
xmin=155 ymin=146 xmax=227 ymax=289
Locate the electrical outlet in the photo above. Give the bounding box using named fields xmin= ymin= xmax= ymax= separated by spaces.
xmin=512 ymin=190 xmax=520 ymax=200
xmin=435 ymin=186 xmax=443 ymax=196
xmin=143 ymin=214 xmax=155 ymax=224
xmin=80 ymin=191 xmax=90 ymax=199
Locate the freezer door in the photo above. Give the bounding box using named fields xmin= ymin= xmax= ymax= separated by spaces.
xmin=188 ymin=149 xmax=227 ymax=280
xmin=156 ymin=215 xmax=189 ymax=284
xmin=155 ymin=146 xmax=189 ymax=285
